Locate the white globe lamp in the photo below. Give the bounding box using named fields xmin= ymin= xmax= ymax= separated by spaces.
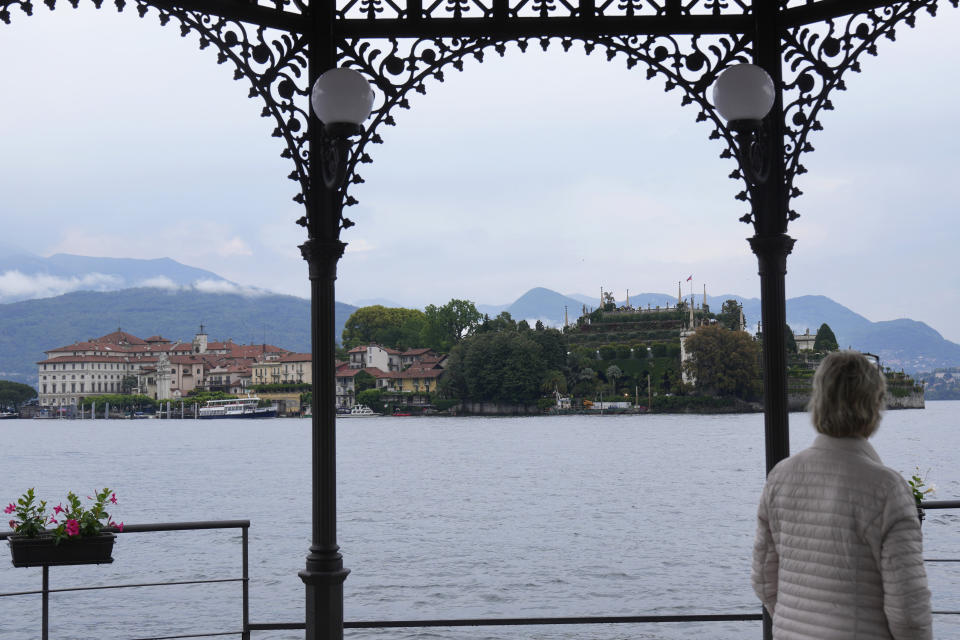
xmin=712 ymin=63 xmax=776 ymax=124
xmin=311 ymin=68 xmax=374 ymax=128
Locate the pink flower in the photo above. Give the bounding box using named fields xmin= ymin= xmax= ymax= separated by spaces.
xmin=3 ymin=503 xmax=14 ymax=514
xmin=65 ymin=519 xmax=80 ymax=537
xmin=116 ymin=522 xmax=124 ymax=532
xmin=53 ymin=504 xmax=64 ymax=515
xmin=48 ymin=516 xmax=58 ymax=524
xmin=8 ymin=519 xmax=15 ymax=529
xmin=109 ymin=493 xmax=117 ymax=505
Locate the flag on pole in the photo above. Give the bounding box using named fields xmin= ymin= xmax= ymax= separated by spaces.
xmin=686 ymin=275 xmax=693 ymax=282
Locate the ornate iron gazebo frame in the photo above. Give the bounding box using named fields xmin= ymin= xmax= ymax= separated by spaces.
xmin=2 ymin=0 xmax=955 ymax=637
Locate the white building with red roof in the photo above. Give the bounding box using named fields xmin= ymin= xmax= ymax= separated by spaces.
xmin=37 ymin=327 xmax=292 ymax=408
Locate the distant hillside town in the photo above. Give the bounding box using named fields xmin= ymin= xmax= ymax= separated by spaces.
xmin=36 ymin=327 xmax=446 ymax=412
xmin=27 ymin=285 xmax=925 ymax=417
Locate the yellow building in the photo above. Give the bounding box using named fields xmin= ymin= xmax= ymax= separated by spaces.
xmin=278 ymin=353 xmax=312 ymax=384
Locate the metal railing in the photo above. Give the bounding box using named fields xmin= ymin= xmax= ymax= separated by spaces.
xmin=0 ymin=520 xmax=250 ymax=640
xmin=3 ymin=504 xmax=958 ymax=638
xmin=254 ymin=500 xmax=960 ymax=635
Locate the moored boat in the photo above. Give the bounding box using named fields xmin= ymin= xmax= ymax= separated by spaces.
xmin=198 ymin=396 xmax=278 ymax=419
xmin=338 ymin=404 xmax=380 ymax=418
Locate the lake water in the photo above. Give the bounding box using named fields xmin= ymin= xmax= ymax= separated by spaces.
xmin=1 ymin=404 xmax=958 ymax=639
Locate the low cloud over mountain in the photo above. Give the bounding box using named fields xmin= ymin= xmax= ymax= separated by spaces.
xmin=0 ymin=253 xmax=241 ymax=303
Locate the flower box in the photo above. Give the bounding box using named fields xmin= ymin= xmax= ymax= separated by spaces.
xmin=8 ymin=533 xmax=116 ymax=567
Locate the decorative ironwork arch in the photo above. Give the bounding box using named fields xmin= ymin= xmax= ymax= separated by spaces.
xmin=3 ymin=0 xmax=951 ymax=227
xmin=0 ymin=0 xmax=312 ymax=202
xmin=0 ymin=1 xmax=956 ymax=638
xmin=337 ymin=32 xmax=753 ymax=213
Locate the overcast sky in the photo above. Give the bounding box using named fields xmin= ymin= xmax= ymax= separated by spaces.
xmin=1 ymin=7 xmax=958 ymax=339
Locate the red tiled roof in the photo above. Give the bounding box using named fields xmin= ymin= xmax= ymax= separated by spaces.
xmin=402 ymin=348 xmax=433 ymax=356
xmin=37 ymin=355 xmax=135 ymax=365
xmin=45 ymin=341 xmax=103 ymax=353
xmin=335 ymin=366 xmax=396 ymax=379
xmin=279 ymin=353 xmax=311 ymax=363
xmin=95 ymin=330 xmax=148 ymax=345
xmin=348 ymin=346 xmax=367 ymax=353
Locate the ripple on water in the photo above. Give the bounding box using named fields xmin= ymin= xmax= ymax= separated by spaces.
xmin=2 ymin=408 xmax=959 ymax=639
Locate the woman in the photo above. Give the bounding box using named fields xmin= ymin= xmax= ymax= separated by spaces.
xmin=752 ymin=350 xmax=932 ymax=639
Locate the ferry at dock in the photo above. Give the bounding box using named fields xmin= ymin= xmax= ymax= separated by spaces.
xmin=337 ymin=404 xmax=380 ymax=418
xmin=198 ymin=396 xmax=278 ymax=419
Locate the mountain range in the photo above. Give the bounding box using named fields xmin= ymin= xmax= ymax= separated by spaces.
xmin=0 ymin=251 xmax=238 ymax=304
xmin=1 ymin=255 xmax=958 ymax=386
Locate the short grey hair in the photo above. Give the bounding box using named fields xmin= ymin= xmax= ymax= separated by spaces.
xmin=809 ymin=350 xmax=886 ymax=438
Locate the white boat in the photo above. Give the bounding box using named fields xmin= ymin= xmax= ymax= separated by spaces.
xmin=338 ymin=404 xmax=380 ymax=418
xmin=198 ymin=396 xmax=278 ymax=419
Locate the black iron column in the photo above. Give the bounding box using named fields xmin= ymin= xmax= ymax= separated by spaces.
xmin=751 ymin=5 xmax=790 ymax=639
xmin=299 ymin=2 xmax=349 ymax=637
xmin=750 ymin=0 xmax=791 ymax=476
xmin=299 ymin=233 xmax=349 ymax=639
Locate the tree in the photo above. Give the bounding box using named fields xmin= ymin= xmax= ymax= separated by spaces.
xmin=606 ymin=365 xmax=623 ymax=394
xmin=814 ymin=323 xmax=839 ymax=352
xmin=421 ymin=299 xmax=482 ymax=352
xmin=0 ymin=380 xmax=37 ymax=410
xmin=784 ymin=324 xmax=798 ymax=355
xmin=341 ymin=305 xmax=427 ymax=350
xmin=540 ymin=369 xmax=568 ymax=395
xmin=528 ymin=327 xmax=567 ymax=373
xmin=718 ymin=299 xmax=743 ymax=331
xmin=356 ymin=389 xmax=384 ymax=413
xmin=440 ymin=330 xmax=547 ymax=405
xmin=683 ymin=325 xmax=762 ymax=400
xmin=121 ymin=375 xmax=138 ymax=394
xmin=354 ymin=370 xmax=376 ymax=393
xmin=602 ymin=291 xmax=615 ymax=311
xmin=476 ymin=310 xmax=516 ymax=334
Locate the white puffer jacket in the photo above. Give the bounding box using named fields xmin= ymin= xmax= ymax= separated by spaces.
xmin=752 ymin=434 xmax=932 ymax=639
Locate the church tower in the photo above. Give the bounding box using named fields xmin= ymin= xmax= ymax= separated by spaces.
xmin=193 ymin=324 xmax=208 ymax=354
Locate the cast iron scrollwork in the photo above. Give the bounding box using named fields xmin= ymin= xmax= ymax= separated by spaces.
xmin=334 ymin=31 xmax=751 ymax=224
xmin=780 ymin=0 xmax=956 ymax=224
xmin=0 ymin=0 xmax=311 ymax=207
xmin=129 ymin=1 xmax=312 ymax=204
xmin=334 ymin=0 xmax=753 ymax=20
